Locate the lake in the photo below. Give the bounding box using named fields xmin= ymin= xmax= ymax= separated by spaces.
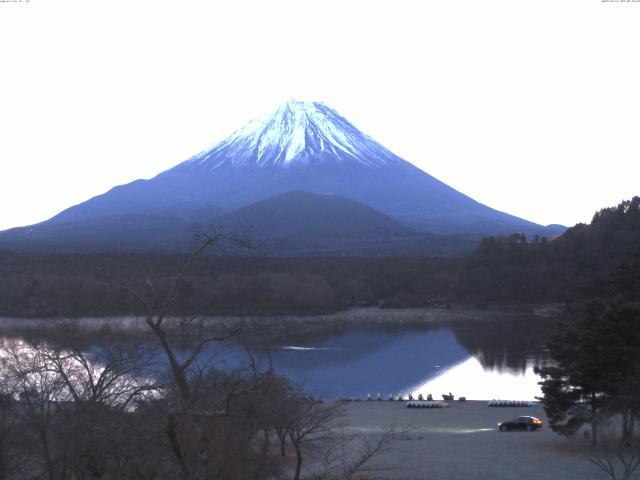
xmin=0 ymin=309 xmax=556 ymax=401
xmin=242 ymin=326 xmax=548 ymax=400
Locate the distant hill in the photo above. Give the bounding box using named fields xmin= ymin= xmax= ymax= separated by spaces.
xmin=213 ymin=190 xmax=484 ymax=256
xmin=216 ymin=190 xmax=409 ymax=238
xmin=214 ymin=190 xmax=413 ymax=253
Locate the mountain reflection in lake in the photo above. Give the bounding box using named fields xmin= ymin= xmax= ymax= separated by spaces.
xmin=255 ymin=326 xmax=547 ymax=400
xmin=264 ymin=329 xmax=469 ymax=399
xmin=0 ymin=312 xmax=555 ymax=401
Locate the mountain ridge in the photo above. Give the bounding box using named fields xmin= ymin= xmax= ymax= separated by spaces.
xmin=0 ymin=100 xmax=565 ymax=252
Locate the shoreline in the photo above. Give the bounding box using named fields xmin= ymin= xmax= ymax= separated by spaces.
xmin=0 ymin=303 xmax=561 ymax=328
xmin=0 ymin=306 xmax=563 ymax=345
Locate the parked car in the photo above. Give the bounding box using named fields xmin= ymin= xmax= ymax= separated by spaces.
xmin=498 ymin=416 xmax=543 ymax=432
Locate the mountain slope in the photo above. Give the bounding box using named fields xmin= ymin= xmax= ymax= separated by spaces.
xmin=43 ymin=100 xmax=561 ymax=237
xmin=0 ymin=100 xmax=564 ymax=253
xmin=0 ymin=214 xmax=194 ymax=252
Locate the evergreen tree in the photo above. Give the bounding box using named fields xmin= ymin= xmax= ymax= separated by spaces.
xmin=536 ymin=301 xmax=640 ymax=445
xmin=536 ymin=302 xmax=612 ymax=444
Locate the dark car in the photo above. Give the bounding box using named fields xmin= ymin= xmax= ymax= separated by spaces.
xmin=498 ymin=416 xmax=543 ymax=432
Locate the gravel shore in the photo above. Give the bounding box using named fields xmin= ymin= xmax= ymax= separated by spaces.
xmin=343 ymin=401 xmax=604 ymax=480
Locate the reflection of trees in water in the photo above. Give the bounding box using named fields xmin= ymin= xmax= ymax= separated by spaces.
xmin=1 ymin=322 xmax=153 ymax=351
xmin=1 ymin=317 xmax=238 ymax=350
xmin=3 ymin=314 xmax=558 ymax=375
xmin=450 ymin=315 xmax=557 ymax=373
xmin=0 ymin=315 xmax=454 ymax=356
xmin=2 ymin=320 xmax=457 ymax=379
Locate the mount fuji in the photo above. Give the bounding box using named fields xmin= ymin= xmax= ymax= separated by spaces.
xmin=0 ymin=100 xmax=563 ymax=253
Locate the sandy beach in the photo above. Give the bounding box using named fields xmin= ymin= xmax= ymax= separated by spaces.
xmin=343 ymin=401 xmax=605 ymax=480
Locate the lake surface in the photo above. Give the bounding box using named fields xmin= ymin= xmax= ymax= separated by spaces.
xmin=241 ymin=327 xmax=546 ymax=400
xmin=0 ymin=310 xmax=555 ymax=401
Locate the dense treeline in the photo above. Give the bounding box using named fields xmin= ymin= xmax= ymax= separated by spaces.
xmin=457 ymin=197 xmax=640 ymax=303
xmin=527 ymin=198 xmax=640 ymax=465
xmin=1 ymin=197 xmax=639 ymax=318
xmin=0 ymin=254 xmax=458 ymax=317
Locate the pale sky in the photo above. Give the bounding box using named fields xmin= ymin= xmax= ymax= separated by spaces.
xmin=1 ymin=0 xmax=639 ymax=231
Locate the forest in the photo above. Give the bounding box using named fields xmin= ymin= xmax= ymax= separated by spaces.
xmin=1 ymin=197 xmax=638 ymax=318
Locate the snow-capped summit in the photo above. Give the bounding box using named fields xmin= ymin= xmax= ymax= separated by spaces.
xmin=9 ymin=100 xmax=564 ymax=245
xmin=180 ymin=100 xmax=403 ymax=170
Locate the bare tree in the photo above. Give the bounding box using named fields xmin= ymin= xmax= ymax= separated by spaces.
xmin=123 ymin=232 xmax=263 ymax=480
xmin=116 ymin=231 xmax=395 ymax=480
xmin=288 ymin=401 xmax=341 ymax=480
xmin=0 ymin=335 xmax=164 ymax=480
xmin=0 ymin=339 xmax=67 ymax=480
xmin=585 ymin=425 xmax=640 ymax=480
xmin=33 ymin=325 xmax=160 ymax=411
xmin=278 ymin=394 xmax=398 ymax=480
xmin=309 ymin=429 xmax=397 ymax=480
